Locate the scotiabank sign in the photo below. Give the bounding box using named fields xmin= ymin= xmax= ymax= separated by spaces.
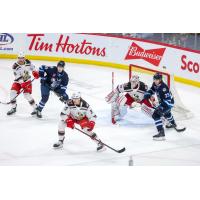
xmin=125 ymin=42 xmax=166 ymax=66
xmin=27 ymin=34 xmax=106 ymax=57
xmin=181 ymin=55 xmax=200 ymax=74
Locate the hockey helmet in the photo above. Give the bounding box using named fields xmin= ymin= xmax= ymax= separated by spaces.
xmin=71 ymin=92 xmax=81 ymax=99
xmin=153 ymin=72 xmax=162 ymax=80
xmin=130 ymin=75 xmax=139 ymax=84
xmin=57 ymin=60 xmax=65 ymax=68
xmin=18 ymin=51 xmax=25 ymax=58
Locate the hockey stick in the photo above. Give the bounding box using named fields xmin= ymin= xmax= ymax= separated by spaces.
xmin=75 ymin=127 xmax=126 ymax=153
xmin=174 ymin=127 xmax=186 ymax=132
xmin=0 ymin=78 xmax=35 ymax=105
xmin=166 ymin=125 xmax=186 ymax=132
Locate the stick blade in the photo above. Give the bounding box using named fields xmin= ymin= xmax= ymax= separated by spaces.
xmin=117 ymin=147 xmax=126 ymax=153
xmin=175 ymin=127 xmax=186 ymax=132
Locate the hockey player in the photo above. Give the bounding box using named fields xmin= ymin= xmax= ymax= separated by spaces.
xmin=35 ymin=61 xmax=69 ymax=118
xmin=105 ymin=75 xmax=151 ymax=122
xmin=53 ymin=92 xmax=105 ymax=152
xmin=144 ymin=72 xmax=179 ymax=141
xmin=7 ymin=52 xmax=39 ymax=115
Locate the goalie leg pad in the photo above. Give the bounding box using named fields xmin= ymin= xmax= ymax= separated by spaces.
xmin=116 ymin=94 xmax=127 ymax=107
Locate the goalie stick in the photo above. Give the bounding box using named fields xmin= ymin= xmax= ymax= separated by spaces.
xmin=0 ymin=78 xmax=35 ymax=105
xmin=75 ymin=127 xmax=126 ymax=153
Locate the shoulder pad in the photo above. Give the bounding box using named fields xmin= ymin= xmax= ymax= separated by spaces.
xmin=12 ymin=63 xmax=19 ymax=69
xmin=25 ymin=59 xmax=31 ymax=65
xmin=81 ymin=99 xmax=89 ymax=108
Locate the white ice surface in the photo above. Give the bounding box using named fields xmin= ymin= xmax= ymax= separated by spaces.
xmin=0 ymin=59 xmax=200 ymax=166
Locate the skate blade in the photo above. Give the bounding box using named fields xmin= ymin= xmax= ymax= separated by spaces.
xmin=153 ymin=137 xmax=166 ymax=141
xmin=53 ymin=146 xmax=63 ymax=150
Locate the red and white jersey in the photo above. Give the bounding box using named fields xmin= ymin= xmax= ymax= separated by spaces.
xmin=117 ymin=81 xmax=148 ymax=102
xmin=60 ymin=98 xmax=97 ymax=121
xmin=12 ymin=59 xmax=36 ymax=83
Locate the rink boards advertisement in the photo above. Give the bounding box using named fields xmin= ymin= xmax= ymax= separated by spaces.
xmin=0 ymin=33 xmax=200 ymax=87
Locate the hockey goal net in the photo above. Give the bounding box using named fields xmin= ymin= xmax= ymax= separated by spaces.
xmin=129 ymin=64 xmax=193 ymax=120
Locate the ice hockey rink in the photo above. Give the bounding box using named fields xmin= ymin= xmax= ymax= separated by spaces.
xmin=0 ymin=59 xmax=200 ymax=166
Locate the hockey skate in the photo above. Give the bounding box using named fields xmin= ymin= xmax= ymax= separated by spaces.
xmin=31 ymin=107 xmax=37 ymax=115
xmin=36 ymin=109 xmax=42 ymax=118
xmin=97 ymin=142 xmax=106 ymax=152
xmin=53 ymin=140 xmax=64 ymax=149
xmin=7 ymin=107 xmax=17 ymax=115
xmin=153 ymin=129 xmax=166 ymax=141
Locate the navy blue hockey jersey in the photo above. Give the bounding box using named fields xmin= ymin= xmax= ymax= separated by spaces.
xmin=39 ymin=65 xmax=69 ymax=94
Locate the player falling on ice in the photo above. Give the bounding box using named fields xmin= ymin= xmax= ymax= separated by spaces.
xmin=53 ymin=92 xmax=106 ymax=152
xmin=7 ymin=52 xmax=39 ymax=115
xmin=144 ymin=72 xmax=186 ymax=141
xmin=105 ymin=75 xmax=153 ymax=122
xmin=34 ymin=61 xmax=69 ymax=118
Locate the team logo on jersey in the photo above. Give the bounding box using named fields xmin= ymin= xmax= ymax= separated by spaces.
xmin=163 ymin=88 xmax=167 ymax=92
xmin=125 ymin=42 xmax=166 ymax=66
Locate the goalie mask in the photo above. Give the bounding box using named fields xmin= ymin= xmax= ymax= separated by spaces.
xmin=130 ymin=75 xmax=139 ymax=88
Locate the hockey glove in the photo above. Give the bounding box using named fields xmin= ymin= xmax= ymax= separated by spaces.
xmin=32 ymin=71 xmax=39 ymax=79
xmin=87 ymin=121 xmax=95 ymax=132
xmin=66 ymin=118 xmax=75 ymax=129
xmin=143 ymin=92 xmax=151 ymax=100
xmin=59 ymin=94 xmax=68 ymax=103
xmin=21 ymin=81 xmax=30 ymax=89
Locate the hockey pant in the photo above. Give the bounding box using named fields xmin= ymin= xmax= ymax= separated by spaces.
xmin=10 ymin=81 xmax=36 ymax=109
xmin=37 ymin=84 xmax=69 ymax=112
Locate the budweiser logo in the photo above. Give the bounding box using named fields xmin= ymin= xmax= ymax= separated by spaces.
xmin=125 ymin=42 xmax=166 ymax=66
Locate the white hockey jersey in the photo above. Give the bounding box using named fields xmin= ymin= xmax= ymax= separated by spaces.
xmin=117 ymin=81 xmax=148 ymax=102
xmin=60 ymin=98 xmax=97 ymax=121
xmin=12 ymin=59 xmax=36 ymax=83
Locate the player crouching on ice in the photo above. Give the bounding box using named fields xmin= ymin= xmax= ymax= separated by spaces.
xmin=53 ymin=92 xmax=106 ymax=152
xmin=144 ymin=73 xmax=185 ymax=141
xmin=105 ymin=75 xmax=151 ymax=123
xmin=7 ymin=52 xmax=39 ymax=115
xmin=34 ymin=61 xmax=69 ymax=118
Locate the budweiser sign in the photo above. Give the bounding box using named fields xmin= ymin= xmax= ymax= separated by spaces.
xmin=125 ymin=42 xmax=166 ymax=66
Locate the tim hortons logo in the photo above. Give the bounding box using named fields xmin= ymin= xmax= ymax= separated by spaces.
xmin=27 ymin=34 xmax=106 ymax=57
xmin=125 ymin=42 xmax=166 ymax=66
